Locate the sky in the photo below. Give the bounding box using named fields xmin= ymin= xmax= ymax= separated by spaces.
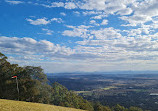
xmin=1 ymin=0 xmax=158 ymax=73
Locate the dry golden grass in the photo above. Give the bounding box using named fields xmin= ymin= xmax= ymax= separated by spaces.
xmin=0 ymin=99 xmax=85 ymax=111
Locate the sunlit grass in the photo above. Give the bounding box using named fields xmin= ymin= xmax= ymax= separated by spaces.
xmin=100 ymin=86 xmax=117 ymax=90
xmin=0 ymin=99 xmax=85 ymax=111
xmin=75 ymin=86 xmax=117 ymax=95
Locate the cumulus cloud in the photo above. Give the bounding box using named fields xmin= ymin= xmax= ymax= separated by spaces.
xmin=113 ymin=36 xmax=158 ymax=53
xmin=48 ymin=2 xmax=64 ymax=8
xmin=62 ymin=25 xmax=92 ymax=38
xmin=101 ymin=19 xmax=108 ymax=25
xmin=62 ymin=26 xmax=122 ymax=42
xmin=124 ymin=27 xmax=150 ymax=36
xmin=0 ymin=36 xmax=74 ymax=57
xmin=61 ymin=24 xmax=158 ymax=64
xmin=118 ymin=0 xmax=158 ymax=26
xmin=78 ymin=0 xmax=106 ymax=10
xmin=42 ymin=28 xmax=54 ymax=35
xmin=90 ymin=20 xmax=100 ymax=26
xmin=40 ymin=0 xmax=135 ymax=16
xmin=60 ymin=12 xmax=66 ymax=16
xmin=73 ymin=11 xmax=80 ymax=16
xmin=42 ymin=2 xmax=77 ymax=9
xmin=117 ymin=8 xmax=133 ymax=15
xmin=26 ymin=17 xmax=63 ymax=25
xmin=75 ymin=35 xmax=158 ymax=64
xmin=91 ymin=27 xmax=122 ymax=39
xmin=64 ymin=2 xmax=77 ymax=9
xmin=135 ymin=0 xmax=158 ymax=17
xmin=120 ymin=15 xmax=152 ymax=26
xmin=26 ymin=18 xmax=51 ymax=25
xmin=51 ymin=18 xmax=63 ymax=23
xmin=38 ymin=0 xmax=158 ymax=27
xmin=91 ymin=14 xmax=107 ymax=19
xmin=82 ymin=11 xmax=103 ymax=16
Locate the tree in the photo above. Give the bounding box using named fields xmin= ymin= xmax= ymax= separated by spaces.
xmin=94 ymin=102 xmax=111 ymax=111
xmin=18 ymin=66 xmax=51 ymax=103
xmin=0 ymin=52 xmax=50 ymax=102
xmin=129 ymin=107 xmax=143 ymax=111
xmin=50 ymin=82 xmax=94 ymax=111
xmin=0 ymin=52 xmax=23 ymax=100
xmin=112 ymin=104 xmax=128 ymax=111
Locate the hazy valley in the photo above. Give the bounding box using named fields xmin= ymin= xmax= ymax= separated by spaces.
xmin=48 ymin=73 xmax=158 ymax=111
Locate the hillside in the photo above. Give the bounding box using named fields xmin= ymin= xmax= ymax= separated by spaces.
xmin=0 ymin=99 xmax=85 ymax=111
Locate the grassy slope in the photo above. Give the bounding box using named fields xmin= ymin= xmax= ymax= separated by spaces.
xmin=0 ymin=99 xmax=85 ymax=111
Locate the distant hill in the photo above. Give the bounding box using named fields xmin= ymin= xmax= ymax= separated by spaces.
xmin=47 ymin=70 xmax=158 ymax=76
xmin=0 ymin=99 xmax=85 ymax=111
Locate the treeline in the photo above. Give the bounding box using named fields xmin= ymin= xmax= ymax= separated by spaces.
xmin=0 ymin=52 xmax=146 ymax=111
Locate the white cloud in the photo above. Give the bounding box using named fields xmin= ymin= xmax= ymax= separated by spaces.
xmin=90 ymin=20 xmax=100 ymax=26
xmin=91 ymin=14 xmax=107 ymax=19
xmin=82 ymin=11 xmax=103 ymax=16
xmin=62 ymin=26 xmax=122 ymax=41
xmin=26 ymin=18 xmax=51 ymax=25
xmin=64 ymin=2 xmax=77 ymax=9
xmin=73 ymin=11 xmax=80 ymax=15
xmin=135 ymin=0 xmax=158 ymax=17
xmin=91 ymin=15 xmax=102 ymax=19
xmin=42 ymin=28 xmax=54 ymax=35
xmin=49 ymin=2 xmax=64 ymax=8
xmin=91 ymin=27 xmax=122 ymax=40
xmin=62 ymin=25 xmax=92 ymax=38
xmin=60 ymin=12 xmax=66 ymax=16
xmin=51 ymin=18 xmax=63 ymax=23
xmin=0 ymin=36 xmax=74 ymax=57
xmin=63 ymin=29 xmax=89 ymax=38
xmin=120 ymin=15 xmax=152 ymax=26
xmin=40 ymin=0 xmax=135 ymax=16
xmin=75 ymin=34 xmax=158 ymax=65
xmin=79 ymin=0 xmax=106 ymax=10
xmin=5 ymin=0 xmax=24 ymax=5
xmin=113 ymin=36 xmax=158 ymax=53
xmin=41 ymin=2 xmax=77 ymax=9
xmin=124 ymin=27 xmax=150 ymax=36
xmin=26 ymin=17 xmax=63 ymax=25
xmin=119 ymin=0 xmax=158 ymax=26
xmin=101 ymin=19 xmax=108 ymax=25
xmin=117 ymin=8 xmax=133 ymax=15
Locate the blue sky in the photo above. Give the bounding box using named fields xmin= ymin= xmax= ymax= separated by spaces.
xmin=1 ymin=0 xmax=158 ymax=73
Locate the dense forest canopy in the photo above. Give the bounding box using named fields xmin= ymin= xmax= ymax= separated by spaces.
xmin=0 ymin=52 xmax=145 ymax=111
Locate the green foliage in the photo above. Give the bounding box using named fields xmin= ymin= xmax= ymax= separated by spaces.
xmin=0 ymin=53 xmax=23 ymax=99
xmin=50 ymin=82 xmax=94 ymax=111
xmin=93 ymin=102 xmax=111 ymax=111
xmin=129 ymin=106 xmax=143 ymax=111
xmin=112 ymin=104 xmax=128 ymax=111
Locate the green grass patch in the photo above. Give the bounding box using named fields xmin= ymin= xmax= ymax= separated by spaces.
xmin=101 ymin=86 xmax=117 ymax=90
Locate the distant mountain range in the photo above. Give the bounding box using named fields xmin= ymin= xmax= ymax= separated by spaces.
xmin=47 ymin=71 xmax=158 ymax=76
